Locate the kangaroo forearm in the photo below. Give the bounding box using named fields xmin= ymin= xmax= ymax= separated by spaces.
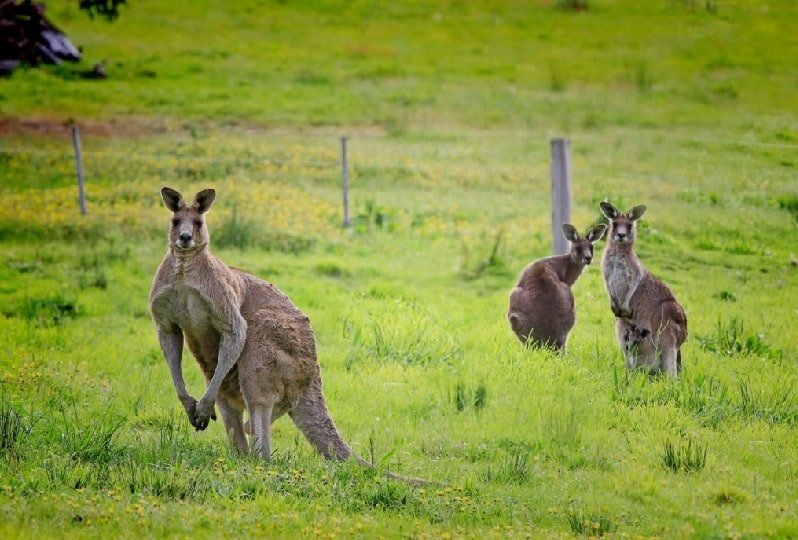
xmin=157 ymin=328 xmax=191 ymax=401
xmin=202 ymin=328 xmax=246 ymax=400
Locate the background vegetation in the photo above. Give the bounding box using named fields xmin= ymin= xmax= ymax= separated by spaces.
xmin=1 ymin=0 xmax=796 ymax=537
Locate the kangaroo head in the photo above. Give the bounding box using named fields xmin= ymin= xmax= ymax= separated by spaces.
xmin=599 ymin=201 xmax=646 ymax=245
xmin=161 ymin=187 xmax=216 ymax=251
xmin=562 ymin=223 xmax=607 ymax=265
xmin=623 ymin=324 xmax=651 ymax=352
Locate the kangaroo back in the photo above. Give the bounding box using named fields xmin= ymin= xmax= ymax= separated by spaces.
xmin=508 ymin=223 xmax=606 ymax=349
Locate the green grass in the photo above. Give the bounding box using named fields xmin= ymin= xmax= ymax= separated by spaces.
xmin=1 ymin=0 xmax=797 ymax=537
xmin=662 ymin=437 xmax=708 ymax=474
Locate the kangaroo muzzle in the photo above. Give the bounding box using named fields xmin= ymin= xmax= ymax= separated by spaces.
xmin=177 ymin=229 xmax=194 ymax=249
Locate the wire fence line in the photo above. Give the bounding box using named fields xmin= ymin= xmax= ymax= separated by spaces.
xmin=3 ymin=127 xmax=793 ymax=246
xmin=2 ymin=130 xmax=798 ymax=159
xmin=3 ymin=141 xmax=792 ymax=183
xmin=1 ymin=143 xmax=793 ymax=176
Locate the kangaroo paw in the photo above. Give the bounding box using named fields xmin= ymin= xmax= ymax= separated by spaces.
xmin=192 ymin=398 xmax=216 ymax=431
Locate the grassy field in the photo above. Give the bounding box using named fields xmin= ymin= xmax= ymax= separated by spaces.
xmin=1 ymin=0 xmax=797 ymax=537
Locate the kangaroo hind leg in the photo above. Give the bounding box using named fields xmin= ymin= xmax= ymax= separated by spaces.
xmin=660 ymin=337 xmax=679 ymax=377
xmin=248 ymin=398 xmax=277 ymax=460
xmin=217 ymin=396 xmax=248 ymax=454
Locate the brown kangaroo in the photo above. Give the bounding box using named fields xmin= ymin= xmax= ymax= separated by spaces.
xmin=508 ymin=223 xmax=607 ymax=350
xmin=148 ymin=187 xmax=355 ymax=461
xmin=600 ymin=201 xmax=687 ymax=375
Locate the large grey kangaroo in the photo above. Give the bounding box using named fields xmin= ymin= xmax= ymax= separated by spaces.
xmin=149 ymin=187 xmax=355 ymax=461
xmin=599 ymin=201 xmax=687 ymax=375
xmin=508 ymin=223 xmax=607 ymax=350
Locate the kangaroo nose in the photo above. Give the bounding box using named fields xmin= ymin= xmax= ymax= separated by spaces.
xmin=179 ymin=233 xmax=192 ymax=243
xmin=584 ymin=256 xmax=592 ymax=264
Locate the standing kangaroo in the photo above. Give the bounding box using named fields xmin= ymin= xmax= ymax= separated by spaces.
xmin=508 ymin=223 xmax=607 ymax=350
xmin=600 ymin=201 xmax=687 ymax=375
xmin=149 ymin=187 xmax=355 ymax=461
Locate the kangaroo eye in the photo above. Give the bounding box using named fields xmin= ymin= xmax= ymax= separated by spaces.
xmin=194 ymin=220 xmax=203 ymax=228
xmin=171 ymin=219 xmax=179 ymax=227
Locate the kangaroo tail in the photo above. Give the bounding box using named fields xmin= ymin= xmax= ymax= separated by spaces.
xmin=290 ymin=383 xmax=354 ymax=461
xmin=291 ymin=384 xmax=437 ymax=486
xmin=677 ymin=349 xmax=683 ymax=373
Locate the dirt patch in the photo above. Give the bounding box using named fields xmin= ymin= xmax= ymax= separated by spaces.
xmin=0 ymin=116 xmax=392 ymax=140
xmin=0 ymin=116 xmax=177 ymax=138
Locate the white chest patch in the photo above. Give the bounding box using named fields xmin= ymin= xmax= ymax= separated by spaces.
xmin=603 ymin=252 xmax=643 ymax=310
xmin=171 ymin=286 xmax=215 ymax=333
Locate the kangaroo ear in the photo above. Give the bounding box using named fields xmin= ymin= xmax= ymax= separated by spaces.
xmin=161 ymin=187 xmax=184 ymax=212
xmin=193 ymin=189 xmax=216 ymax=214
xmin=599 ymin=201 xmax=619 ymax=219
xmin=629 ymin=205 xmax=647 ymax=221
xmin=586 ymin=224 xmax=607 ymax=243
xmin=640 ymin=328 xmax=651 ymax=338
xmin=561 ymin=223 xmax=579 ymax=242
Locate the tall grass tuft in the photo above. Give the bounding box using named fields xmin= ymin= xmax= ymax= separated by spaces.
xmin=452 ymin=382 xmax=488 ymax=413
xmin=777 ymin=194 xmax=798 ymax=224
xmin=684 ymin=0 xmax=717 ymax=13
xmin=482 ymin=439 xmax=533 ymax=484
xmin=697 ymin=316 xmax=778 ymax=358
xmin=474 ymin=383 xmax=488 ymax=411
xmin=738 ymin=379 xmax=798 ymax=426
xmin=19 ymin=294 xmax=79 ymax=326
xmin=460 ymin=229 xmax=509 ymax=280
xmin=76 ymin=251 xmax=110 ymax=290
xmin=214 ymin=204 xmax=257 ymax=249
xmin=661 ymin=437 xmax=707 ymax=474
xmin=364 ymin=480 xmax=412 ymax=510
xmin=0 ymin=396 xmax=26 ymax=458
xmin=556 ymin=0 xmax=589 ymax=11
xmin=353 ymin=199 xmax=393 ymax=232
xmin=672 ymin=374 xmax=732 ymax=428
xmin=214 ymin=204 xmax=314 ymax=253
xmin=43 ymin=456 xmax=94 ymax=489
xmin=566 ymin=507 xmax=615 ymax=537
xmin=633 ymin=62 xmax=653 ymax=93
xmin=549 ymin=66 xmax=567 ymax=92
xmin=60 ymin=409 xmax=125 ymax=464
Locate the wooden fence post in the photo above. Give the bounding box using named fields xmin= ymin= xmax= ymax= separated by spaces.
xmin=71 ymin=124 xmax=87 ymax=215
xmin=550 ymin=137 xmax=571 ymax=254
xmin=341 ymin=135 xmax=350 ymax=227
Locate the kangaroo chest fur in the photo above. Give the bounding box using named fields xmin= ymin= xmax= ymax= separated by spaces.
xmin=602 ymin=247 xmax=644 ymax=311
xmin=171 ymin=285 xmax=217 ymax=334
xmin=154 ymin=282 xmax=224 ymax=370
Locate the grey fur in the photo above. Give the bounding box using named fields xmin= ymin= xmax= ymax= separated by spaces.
xmin=618 ymin=322 xmax=657 ymax=372
xmin=149 ymin=187 xmax=353 ymax=461
xmin=600 ymin=201 xmax=687 ymax=376
xmin=148 ymin=187 xmax=432 ymax=486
